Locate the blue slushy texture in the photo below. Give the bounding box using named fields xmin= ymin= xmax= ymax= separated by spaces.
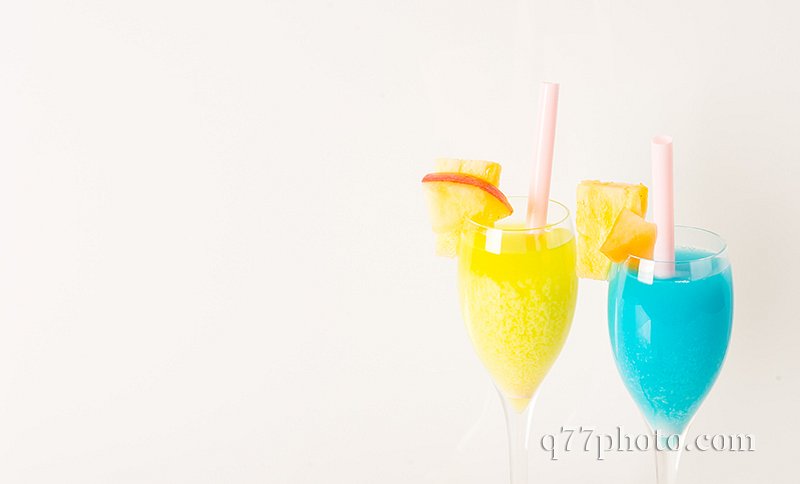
xmin=608 ymin=248 xmax=733 ymax=434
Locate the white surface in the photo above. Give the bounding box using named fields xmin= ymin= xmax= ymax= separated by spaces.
xmin=1 ymin=1 xmax=798 ymax=482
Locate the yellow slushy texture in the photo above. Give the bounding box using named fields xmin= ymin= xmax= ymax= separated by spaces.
xmin=458 ymin=226 xmax=578 ymax=412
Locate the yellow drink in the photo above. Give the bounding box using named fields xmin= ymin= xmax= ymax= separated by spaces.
xmin=458 ymin=223 xmax=578 ymax=411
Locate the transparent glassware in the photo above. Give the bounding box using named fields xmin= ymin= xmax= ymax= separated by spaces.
xmin=607 ymin=226 xmax=734 ymax=484
xmin=458 ymin=197 xmax=578 ymax=484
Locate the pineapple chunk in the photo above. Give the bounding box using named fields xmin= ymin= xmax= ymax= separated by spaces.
xmin=434 ymin=158 xmax=501 ymax=186
xmin=600 ymin=209 xmax=657 ymax=263
xmin=422 ymin=173 xmax=513 ymax=257
xmin=576 ymin=180 xmax=648 ymax=279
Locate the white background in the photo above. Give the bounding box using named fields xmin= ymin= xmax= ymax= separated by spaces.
xmin=1 ymin=1 xmax=798 ymax=482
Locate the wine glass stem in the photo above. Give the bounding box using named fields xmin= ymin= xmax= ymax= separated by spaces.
xmin=500 ymin=393 xmax=535 ymax=484
xmin=654 ymin=432 xmax=684 ymax=484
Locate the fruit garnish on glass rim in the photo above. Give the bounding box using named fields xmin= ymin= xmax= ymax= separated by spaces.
xmin=434 ymin=158 xmax=501 ymax=186
xmin=576 ymin=180 xmax=648 ymax=280
xmin=600 ymin=209 xmax=657 ymax=263
xmin=422 ymin=159 xmax=512 ymax=257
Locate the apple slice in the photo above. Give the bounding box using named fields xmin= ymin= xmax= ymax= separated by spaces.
xmin=600 ymin=209 xmax=657 ymax=263
xmin=422 ymin=173 xmax=513 ymax=257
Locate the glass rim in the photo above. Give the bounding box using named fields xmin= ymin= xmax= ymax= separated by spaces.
xmin=465 ymin=197 xmax=571 ymax=232
xmin=624 ymin=225 xmax=728 ymax=264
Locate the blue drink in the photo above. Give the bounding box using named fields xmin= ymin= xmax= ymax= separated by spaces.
xmin=608 ymin=247 xmax=733 ymax=435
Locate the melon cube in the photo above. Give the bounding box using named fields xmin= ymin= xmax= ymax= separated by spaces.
xmin=600 ymin=209 xmax=657 ymax=263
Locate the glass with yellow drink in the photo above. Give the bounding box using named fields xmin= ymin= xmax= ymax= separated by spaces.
xmin=458 ymin=197 xmax=578 ymax=483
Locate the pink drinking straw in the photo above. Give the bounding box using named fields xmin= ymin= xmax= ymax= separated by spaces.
xmin=527 ymin=82 xmax=560 ymax=228
xmin=651 ymin=135 xmax=675 ymax=278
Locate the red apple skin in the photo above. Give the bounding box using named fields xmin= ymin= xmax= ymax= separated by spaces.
xmin=421 ymin=172 xmax=512 ymax=212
